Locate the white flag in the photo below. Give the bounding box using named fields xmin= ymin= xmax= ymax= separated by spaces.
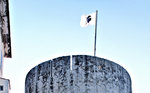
xmin=80 ymin=12 xmax=96 ymax=27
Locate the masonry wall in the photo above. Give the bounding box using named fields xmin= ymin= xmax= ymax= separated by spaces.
xmin=25 ymin=55 xmax=132 ymax=93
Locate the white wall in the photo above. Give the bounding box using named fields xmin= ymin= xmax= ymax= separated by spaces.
xmin=0 ymin=78 xmax=10 ymax=93
xmin=0 ymin=31 xmax=4 ymax=77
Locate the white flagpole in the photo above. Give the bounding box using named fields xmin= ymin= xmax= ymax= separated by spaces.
xmin=94 ymin=10 xmax=98 ymax=56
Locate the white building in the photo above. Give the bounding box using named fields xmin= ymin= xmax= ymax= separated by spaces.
xmin=0 ymin=0 xmax=12 ymax=93
xmin=0 ymin=78 xmax=10 ymax=93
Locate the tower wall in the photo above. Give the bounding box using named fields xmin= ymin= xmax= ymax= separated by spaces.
xmin=25 ymin=55 xmax=132 ymax=93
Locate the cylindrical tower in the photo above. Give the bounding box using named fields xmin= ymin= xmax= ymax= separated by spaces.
xmin=25 ymin=55 xmax=132 ymax=93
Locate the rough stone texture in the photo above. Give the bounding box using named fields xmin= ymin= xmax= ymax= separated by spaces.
xmin=25 ymin=55 xmax=132 ymax=93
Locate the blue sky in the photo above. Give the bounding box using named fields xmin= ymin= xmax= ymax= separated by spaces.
xmin=3 ymin=0 xmax=150 ymax=93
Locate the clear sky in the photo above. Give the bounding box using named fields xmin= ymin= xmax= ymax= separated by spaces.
xmin=3 ymin=0 xmax=150 ymax=93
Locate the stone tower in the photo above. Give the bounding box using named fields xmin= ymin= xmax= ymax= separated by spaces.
xmin=25 ymin=55 xmax=132 ymax=93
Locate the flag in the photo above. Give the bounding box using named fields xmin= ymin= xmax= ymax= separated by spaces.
xmin=80 ymin=12 xmax=96 ymax=27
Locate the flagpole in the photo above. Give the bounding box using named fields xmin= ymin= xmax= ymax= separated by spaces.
xmin=94 ymin=10 xmax=98 ymax=56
